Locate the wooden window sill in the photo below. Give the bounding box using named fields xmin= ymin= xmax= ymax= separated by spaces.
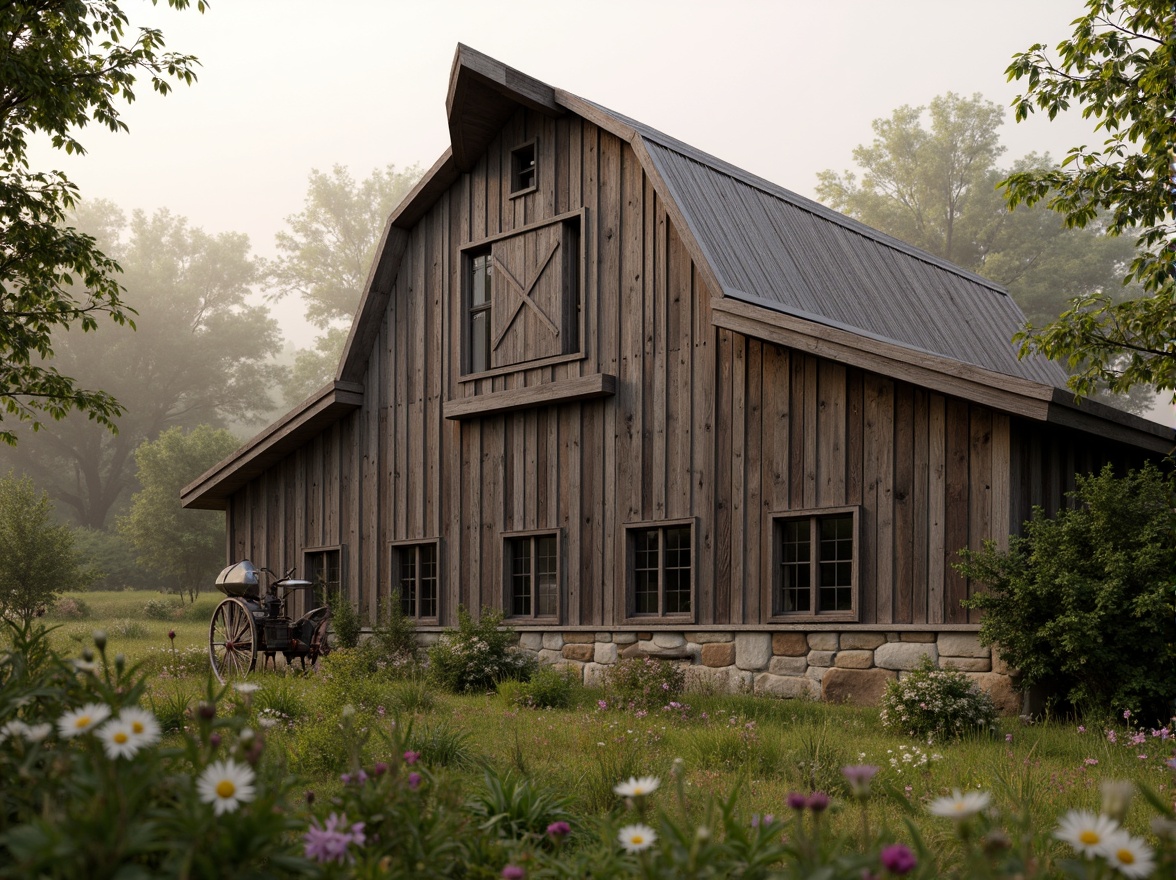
xmin=444 ymin=373 xmax=616 ymax=420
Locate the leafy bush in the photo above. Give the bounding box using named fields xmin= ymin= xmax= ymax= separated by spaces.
xmin=69 ymin=527 xmax=156 ymax=592
xmin=502 ymin=665 xmax=579 ymax=709
xmin=601 ymin=656 xmax=686 ymax=710
xmin=368 ymin=592 xmax=421 ymax=670
xmin=105 ymin=618 xmax=149 ymax=639
xmin=142 ymin=598 xmax=179 ymax=620
xmin=50 ymin=596 xmax=91 ymax=620
xmin=466 ymin=767 xmax=572 ymax=841
xmin=959 ymin=463 xmax=1176 ymax=721
xmin=427 ymin=606 xmax=534 ymax=694
xmin=879 ymin=656 xmax=997 ymax=741
xmin=328 ymin=588 xmax=363 ymax=649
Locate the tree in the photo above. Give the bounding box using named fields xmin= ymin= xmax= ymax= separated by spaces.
xmin=0 ymin=0 xmax=204 ymax=444
xmin=119 ymin=425 xmax=239 ymax=603
xmin=0 ymin=471 xmax=90 ymax=624
xmin=1000 ymin=0 xmax=1175 ymax=398
xmin=269 ymin=164 xmax=421 ymax=404
xmin=816 ymin=92 xmax=1148 ymax=410
xmin=0 ymin=201 xmax=283 ymax=529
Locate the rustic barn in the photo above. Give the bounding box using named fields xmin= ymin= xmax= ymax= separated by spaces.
xmin=183 ymin=45 xmax=1172 ymax=708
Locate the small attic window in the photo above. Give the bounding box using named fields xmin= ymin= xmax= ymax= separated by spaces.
xmin=510 ymin=140 xmax=537 ymax=195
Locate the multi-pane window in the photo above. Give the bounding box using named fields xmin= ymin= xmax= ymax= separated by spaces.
xmin=630 ymin=523 xmax=692 ymax=617
xmin=394 ymin=542 xmax=439 ymax=620
xmin=304 ymin=547 xmax=341 ymax=610
xmin=468 ymin=248 xmax=493 ymax=373
xmin=506 ymin=533 xmax=559 ymax=619
xmin=773 ymin=510 xmax=856 ymax=617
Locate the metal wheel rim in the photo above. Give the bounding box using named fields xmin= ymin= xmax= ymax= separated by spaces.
xmin=209 ymin=597 xmax=258 ymax=682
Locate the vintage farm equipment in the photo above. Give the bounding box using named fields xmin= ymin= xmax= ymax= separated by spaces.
xmin=209 ymin=561 xmax=331 ymax=681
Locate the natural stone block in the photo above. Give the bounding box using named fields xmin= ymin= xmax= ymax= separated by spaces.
xmin=594 ymin=642 xmax=619 ymax=664
xmin=840 ymin=632 xmax=886 ymax=650
xmin=595 ymin=632 xmax=613 ymax=643
xmin=637 ymin=639 xmax=691 ymax=659
xmin=941 ymin=656 xmax=991 ymax=672
xmin=772 ymin=632 xmax=808 ymax=656
xmin=517 ymin=632 xmax=544 ymax=652
xmin=821 ymin=667 xmax=897 ymax=706
xmin=563 ymin=632 xmax=595 ymax=644
xmin=874 ymin=642 xmax=938 ymax=671
xmin=807 ymin=650 xmax=835 ymax=667
xmin=636 ymin=632 xmax=653 ymax=641
xmin=937 ymin=633 xmax=987 ymax=658
xmin=701 ymin=642 xmax=736 ymax=667
xmin=612 ymin=632 xmax=638 ymax=645
xmin=542 ymin=633 xmax=565 ymax=651
xmin=991 ymin=647 xmax=1016 ymax=676
xmin=652 ymin=632 xmax=686 ymax=649
xmin=537 ymin=648 xmax=563 ymax=665
xmin=965 ymin=672 xmax=1021 ymax=715
xmin=834 ymin=650 xmax=874 ymax=669
xmin=754 ymin=672 xmax=820 ymax=700
xmin=806 ymin=666 xmax=827 ymax=682
xmin=620 ymin=642 xmax=648 ymax=660
xmin=735 ymin=633 xmax=773 ymax=670
xmin=562 ymin=644 xmax=594 ymax=662
xmin=687 ymin=631 xmax=734 ymax=644
xmin=899 ymin=632 xmax=936 ymax=643
xmin=583 ymin=662 xmax=608 ymax=688
xmin=807 ymin=632 xmax=839 ymax=651
xmin=769 ymin=655 xmax=808 ymax=676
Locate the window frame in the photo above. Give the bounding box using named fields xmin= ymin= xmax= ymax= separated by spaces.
xmin=623 ymin=518 xmax=696 ymax=622
xmin=767 ymin=506 xmax=860 ymax=623
xmin=502 ymin=529 xmax=562 ymax=622
xmin=459 ymin=209 xmax=585 ymax=380
xmin=390 ymin=539 xmax=441 ymax=624
xmin=509 ymin=139 xmax=538 ymax=197
xmin=302 ymin=544 xmax=345 ymax=616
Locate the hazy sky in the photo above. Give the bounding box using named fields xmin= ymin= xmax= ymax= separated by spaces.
xmin=31 ymin=0 xmax=1104 ymax=348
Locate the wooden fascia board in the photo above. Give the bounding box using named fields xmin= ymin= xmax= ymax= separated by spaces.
xmin=337 ymin=227 xmax=410 ymax=384
xmin=1045 ymin=391 xmax=1174 ymax=454
xmin=711 ymin=297 xmax=1054 ymax=420
xmin=448 ymin=44 xmax=560 ymax=118
xmin=444 ymin=374 xmax=616 ymax=420
xmin=389 ymin=149 xmax=458 ymax=230
xmin=180 ymin=381 xmax=365 ymax=510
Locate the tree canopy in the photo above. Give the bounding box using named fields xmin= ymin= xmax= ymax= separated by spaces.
xmin=1001 ymin=0 xmax=1174 ymax=397
xmin=0 ymin=0 xmax=204 ymax=444
xmin=0 ymin=201 xmax=282 ymax=529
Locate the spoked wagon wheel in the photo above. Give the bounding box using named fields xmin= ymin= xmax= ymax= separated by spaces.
xmin=305 ymin=606 xmax=331 ymax=670
xmin=209 ymin=598 xmax=258 ymax=682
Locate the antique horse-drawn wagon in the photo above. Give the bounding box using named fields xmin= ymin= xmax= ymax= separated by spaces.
xmin=208 ymin=561 xmax=331 ymax=681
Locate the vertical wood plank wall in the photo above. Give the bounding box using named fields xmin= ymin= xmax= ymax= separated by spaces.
xmin=223 ymin=107 xmax=1147 ymax=629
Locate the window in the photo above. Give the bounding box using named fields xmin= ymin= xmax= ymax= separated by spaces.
xmin=393 ymin=542 xmax=439 ymax=620
xmin=628 ymin=521 xmax=692 ymax=618
xmin=510 ymin=140 xmax=536 ymax=194
xmin=772 ymin=508 xmax=858 ymax=619
xmin=468 ymin=248 xmax=493 ymax=373
xmin=461 ymin=212 xmax=582 ymax=376
xmin=304 ymin=547 xmax=341 ymax=610
xmin=505 ymin=532 xmax=559 ymax=619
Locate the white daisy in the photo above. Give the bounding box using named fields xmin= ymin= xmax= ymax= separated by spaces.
xmin=98 ymin=719 xmax=141 ymax=760
xmin=197 ymin=759 xmax=256 ymax=815
xmin=1054 ymin=810 xmax=1120 ymax=858
xmin=23 ymin=722 xmax=52 ymax=742
xmin=927 ymin=789 xmax=991 ymax=820
xmin=233 ymin=682 xmax=261 ymax=695
xmin=57 ymin=703 xmax=112 ymax=738
xmin=118 ymin=707 xmax=161 ymax=748
xmin=1101 ymin=829 xmax=1156 ymax=879
xmin=614 ymin=776 xmax=660 ymax=798
xmin=617 ymin=823 xmax=657 ymax=853
xmin=0 ymin=719 xmax=30 ymax=742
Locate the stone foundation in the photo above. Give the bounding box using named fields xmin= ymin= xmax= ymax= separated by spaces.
xmin=512 ymin=630 xmax=1020 ymax=714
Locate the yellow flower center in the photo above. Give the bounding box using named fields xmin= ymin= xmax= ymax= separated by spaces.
xmin=75 ymin=716 xmax=91 ymax=729
xmin=113 ymin=731 xmax=128 ymax=744
xmin=215 ymin=780 xmax=236 ymax=799
xmin=132 ymin=721 xmax=144 ymax=734
xmin=1079 ymin=830 xmax=1100 ymax=845
xmin=631 ymin=834 xmax=645 ymax=845
xmin=1116 ymin=849 xmax=1134 ymax=865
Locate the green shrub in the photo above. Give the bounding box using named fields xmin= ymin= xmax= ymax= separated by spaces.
xmin=50 ymin=596 xmax=91 ymax=620
xmin=601 ymin=656 xmax=686 ymax=710
xmin=106 ymin=618 xmax=149 ymax=640
xmin=427 ymin=606 xmax=534 ymax=694
xmin=368 ymin=592 xmax=421 ymax=671
xmin=503 ymin=665 xmax=579 ymax=709
xmin=141 ymin=598 xmax=179 ymax=620
xmin=407 ymin=719 xmax=477 ymax=769
xmin=327 ymin=588 xmax=362 ymax=649
xmin=879 ymin=656 xmax=997 ymax=741
xmin=388 ymin=676 xmax=436 ymax=714
xmin=959 ymin=462 xmax=1176 ymax=721
xmin=466 ymin=767 xmax=572 ymax=841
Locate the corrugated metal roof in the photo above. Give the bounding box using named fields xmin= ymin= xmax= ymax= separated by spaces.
xmin=582 ymin=99 xmax=1069 ymax=388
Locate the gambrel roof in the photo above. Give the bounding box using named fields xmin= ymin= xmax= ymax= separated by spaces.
xmin=182 ymin=45 xmax=1170 ymax=510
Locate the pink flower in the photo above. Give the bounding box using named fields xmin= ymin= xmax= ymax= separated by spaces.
xmin=546 ymin=821 xmax=571 ymax=840
xmin=1106 ymin=730 xmax=1117 ymax=744
xmin=787 ymin=792 xmax=807 ymax=810
xmin=407 ymin=772 xmax=422 ymax=790
xmin=806 ymin=791 xmax=829 ymax=813
xmin=501 ymin=866 xmax=525 ymax=879
xmin=303 ymin=813 xmax=365 ymax=864
xmin=1005 ymin=734 xmax=1014 ymax=743
xmin=1077 ymin=726 xmax=1086 ymax=734
xmin=404 ymin=750 xmax=420 ymax=765
xmin=880 ymin=843 xmax=917 ymax=875
xmin=1084 ymin=758 xmax=1099 ymax=766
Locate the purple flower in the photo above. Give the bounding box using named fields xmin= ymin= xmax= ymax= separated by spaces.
xmin=501 ymin=866 xmax=525 ymax=879
xmin=372 ymin=761 xmax=389 ymax=777
xmin=842 ymin=764 xmax=879 ymax=797
xmin=408 ymin=771 xmax=422 ymax=790
xmin=750 ymin=813 xmax=775 ymax=828
xmin=787 ymin=792 xmax=807 ymax=810
xmin=1005 ymin=733 xmax=1014 ymax=743
xmin=880 ymin=843 xmax=917 ymax=875
xmin=546 ymin=821 xmax=571 ymax=840
xmin=303 ymin=813 xmax=366 ymax=864
xmin=404 ymin=750 xmax=421 ymax=765
xmin=597 ymin=700 xmax=608 ymax=710
xmin=807 ymin=791 xmax=829 ymax=813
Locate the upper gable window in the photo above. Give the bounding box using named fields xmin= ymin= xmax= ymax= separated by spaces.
xmin=462 ymin=212 xmax=581 ymax=376
xmin=510 ymin=140 xmax=537 ymax=195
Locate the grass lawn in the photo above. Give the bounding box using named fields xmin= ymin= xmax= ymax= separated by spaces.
xmin=30 ymin=590 xmax=1176 ymax=864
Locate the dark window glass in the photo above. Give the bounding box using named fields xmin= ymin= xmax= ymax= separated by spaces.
xmin=395 ymin=543 xmax=439 ymax=620
xmin=507 ymin=535 xmax=558 ymax=619
xmin=511 ymin=143 xmax=536 ymax=193
xmin=775 ymin=513 xmax=854 ymax=616
xmin=468 ymin=251 xmax=492 ymax=372
xmin=631 ymin=525 xmax=692 ymax=616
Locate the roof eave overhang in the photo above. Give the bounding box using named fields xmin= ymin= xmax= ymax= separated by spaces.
xmin=180 ymin=380 xmax=365 ymax=511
